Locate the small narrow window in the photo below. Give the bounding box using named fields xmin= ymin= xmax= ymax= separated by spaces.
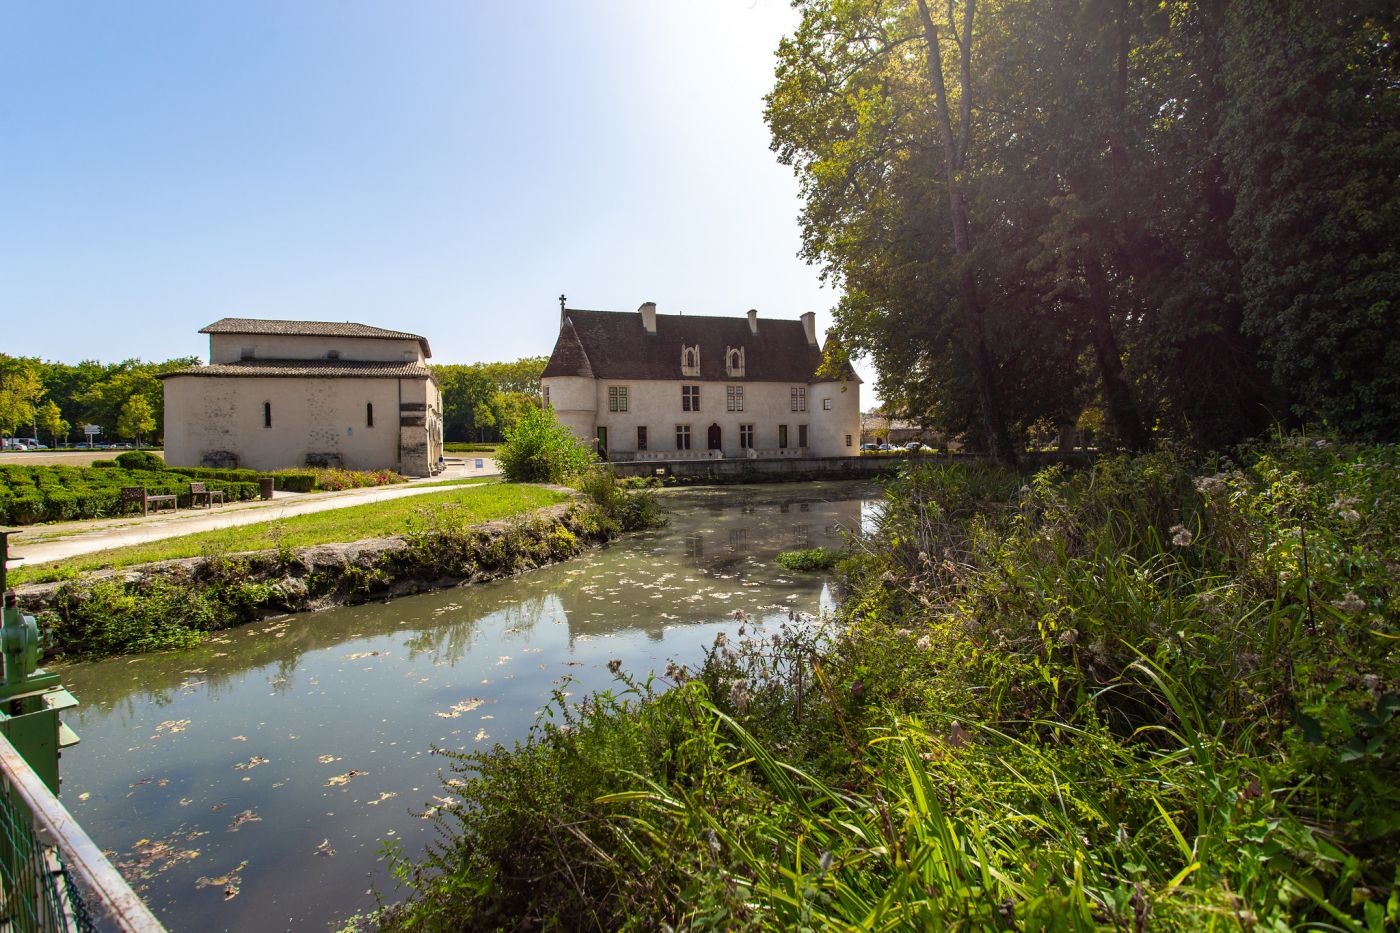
xmin=798 ymin=425 xmax=808 ymax=448
xmin=778 ymin=424 xmax=788 ymax=449
xmin=740 ymin=424 xmax=754 ymax=449
xmin=823 ymin=398 xmax=832 ymax=411
xmin=543 ymin=386 xmax=550 ymax=408
xmin=263 ymin=402 xmax=272 ymax=428
xmin=676 ymin=425 xmax=692 ymax=450
xmin=366 ymin=402 xmax=374 ymax=427
xmin=845 ymin=434 xmax=853 ymax=447
xmin=637 ymin=426 xmax=648 ymax=450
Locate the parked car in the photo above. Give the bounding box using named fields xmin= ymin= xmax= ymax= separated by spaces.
xmin=860 ymin=443 xmax=879 ymax=451
xmin=878 ymin=443 xmax=893 ymax=451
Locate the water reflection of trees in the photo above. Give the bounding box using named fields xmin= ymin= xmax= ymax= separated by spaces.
xmin=63 ymin=485 xmax=877 ymax=715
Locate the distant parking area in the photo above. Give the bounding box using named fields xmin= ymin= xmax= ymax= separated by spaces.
xmin=0 ymin=449 xmax=163 ymax=467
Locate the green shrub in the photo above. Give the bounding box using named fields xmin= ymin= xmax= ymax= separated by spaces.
xmin=573 ymin=466 xmax=666 ymax=533
xmin=774 ymin=546 xmax=840 ymax=571
xmin=272 ymin=471 xmax=318 ymax=492
xmin=495 ymin=408 xmax=596 ymax=484
xmin=91 ymin=459 xmax=118 ymax=469
xmin=114 ymin=450 xmax=164 ymax=471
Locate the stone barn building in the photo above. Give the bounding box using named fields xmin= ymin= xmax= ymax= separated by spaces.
xmin=542 ymin=301 xmax=860 ymax=460
xmin=161 ymin=318 xmax=443 ymax=476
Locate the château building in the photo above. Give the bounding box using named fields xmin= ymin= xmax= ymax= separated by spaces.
xmin=541 ymin=301 xmax=860 ymax=460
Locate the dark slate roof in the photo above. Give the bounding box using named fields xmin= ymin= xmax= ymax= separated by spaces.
xmin=541 ymin=308 xmax=859 ymax=383
xmin=541 ymin=319 xmax=595 ymax=379
xmin=158 ymin=359 xmax=433 ymax=379
xmin=200 ymin=317 xmax=432 ymax=358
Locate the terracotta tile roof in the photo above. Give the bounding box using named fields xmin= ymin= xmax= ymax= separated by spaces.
xmin=200 ymin=317 xmax=432 ymax=358
xmin=158 ymin=359 xmax=433 ymax=379
xmin=541 ymin=308 xmax=859 ymax=383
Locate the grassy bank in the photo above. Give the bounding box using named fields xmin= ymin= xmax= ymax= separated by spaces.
xmin=18 ymin=476 xmax=664 ymax=659
xmin=380 ymin=438 xmax=1398 ymax=930
xmin=10 ymin=478 xmax=515 ymax=585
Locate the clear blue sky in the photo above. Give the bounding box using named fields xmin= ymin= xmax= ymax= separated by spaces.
xmin=1 ymin=0 xmax=871 ymax=389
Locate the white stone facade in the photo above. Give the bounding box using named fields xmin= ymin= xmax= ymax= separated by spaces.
xmin=541 ymin=303 xmax=860 ymax=460
xmin=162 ymin=318 xmax=443 ymax=475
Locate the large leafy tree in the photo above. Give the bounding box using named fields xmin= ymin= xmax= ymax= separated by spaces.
xmin=0 ymin=357 xmax=45 ymax=438
xmin=1220 ymin=0 xmax=1400 ymax=439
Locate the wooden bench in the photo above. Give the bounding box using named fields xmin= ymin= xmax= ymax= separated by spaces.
xmin=119 ymin=486 xmax=178 ymax=517
xmin=188 ymin=482 xmax=226 ymax=509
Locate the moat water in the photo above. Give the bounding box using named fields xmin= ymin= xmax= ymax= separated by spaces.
xmin=57 ymin=482 xmax=880 ymax=931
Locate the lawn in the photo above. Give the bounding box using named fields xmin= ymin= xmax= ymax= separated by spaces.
xmin=12 ymin=482 xmax=569 ymax=585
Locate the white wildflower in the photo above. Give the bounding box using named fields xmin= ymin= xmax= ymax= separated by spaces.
xmin=1170 ymin=524 xmax=1194 ymax=547
xmin=1333 ymin=591 xmax=1366 ymax=614
xmin=728 ymin=679 xmax=751 ymax=712
xmin=916 ymin=634 xmax=932 ymax=651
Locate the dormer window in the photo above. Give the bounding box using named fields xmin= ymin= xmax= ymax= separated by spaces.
xmin=681 ymin=344 xmax=700 ymax=377
xmin=725 ymin=347 xmax=745 ymax=377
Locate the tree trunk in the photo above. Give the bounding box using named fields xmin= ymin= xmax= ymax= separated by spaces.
xmin=1082 ymin=248 xmax=1148 ymax=450
xmin=915 ymin=0 xmax=1018 ymax=466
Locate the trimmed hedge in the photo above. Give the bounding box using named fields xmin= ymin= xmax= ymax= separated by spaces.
xmin=0 ymin=464 xmax=259 ymax=525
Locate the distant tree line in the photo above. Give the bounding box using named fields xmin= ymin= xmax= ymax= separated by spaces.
xmin=0 ymin=355 xmax=196 ymax=446
xmin=768 ymin=0 xmax=1399 ymax=458
xmin=432 ymin=357 xmax=547 ymax=443
xmin=0 ymin=353 xmax=548 ymax=448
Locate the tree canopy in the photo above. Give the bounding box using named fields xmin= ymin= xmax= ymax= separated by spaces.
xmin=767 ymin=0 xmax=1399 ymax=450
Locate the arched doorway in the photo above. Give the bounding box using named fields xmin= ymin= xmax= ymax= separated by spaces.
xmin=707 ymin=423 xmax=722 ymax=451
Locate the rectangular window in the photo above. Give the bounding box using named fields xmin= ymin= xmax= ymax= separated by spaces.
xmin=637 ymin=426 xmax=648 ymax=451
xmin=778 ymin=424 xmax=788 ymax=449
xmin=823 ymin=398 xmax=832 ymax=411
xmin=798 ymin=424 xmax=808 ymax=448
xmin=263 ymin=402 xmax=272 ymax=428
xmin=726 ymin=385 xmax=744 ymax=412
xmin=845 ymin=434 xmax=853 ymax=447
xmin=790 ymin=387 xmax=807 ymax=412
xmin=739 ymin=424 xmax=754 ymax=449
xmin=542 ymin=386 xmax=550 ymax=408
xmin=676 ymin=424 xmax=692 ymax=450
xmin=366 ymin=402 xmax=374 ymax=428
xmin=682 ymin=385 xmax=700 ymax=412
xmin=608 ymin=385 xmax=629 ymax=412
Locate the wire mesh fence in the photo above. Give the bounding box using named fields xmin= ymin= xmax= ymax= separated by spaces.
xmin=0 ymin=736 xmax=163 ymax=933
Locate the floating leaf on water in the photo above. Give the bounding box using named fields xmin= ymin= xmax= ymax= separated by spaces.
xmin=325 ymin=770 xmax=367 ymax=787
xmin=78 ymin=792 xmax=90 ymax=802
xmin=434 ymin=698 xmax=485 ymax=719
xmin=315 ymin=839 xmax=335 ymax=857
xmin=318 ymin=755 xmax=340 ymax=764
xmin=233 ymin=756 xmax=269 ymax=771
xmin=343 ymin=651 xmax=387 ymax=661
xmin=178 ymin=798 xmax=192 ymax=807
xmin=473 ymin=729 xmax=490 ymax=742
xmin=209 ymin=803 xmax=225 ymax=812
xmin=227 ymin=809 xmax=261 ymax=832
xmin=231 ymin=735 xmax=247 ymax=742
xmin=152 ymin=720 xmax=191 ymax=738
xmin=367 ymin=791 xmax=398 ymax=806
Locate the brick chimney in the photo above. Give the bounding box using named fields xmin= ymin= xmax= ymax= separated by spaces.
xmin=747 ymin=309 xmax=759 ymax=335
xmin=640 ymin=301 xmax=657 ymax=335
xmin=800 ymin=311 xmax=818 ymax=346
